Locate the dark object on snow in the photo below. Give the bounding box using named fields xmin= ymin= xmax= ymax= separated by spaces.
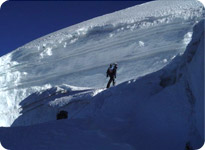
xmin=57 ymin=110 xmax=68 ymax=120
xmin=160 ymin=76 xmax=177 ymax=88
xmin=185 ymin=142 xmax=193 ymax=150
xmin=106 ymin=63 xmax=118 ymax=88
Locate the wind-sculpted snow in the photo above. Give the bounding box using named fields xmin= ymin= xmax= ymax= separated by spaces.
xmin=11 ymin=84 xmax=98 ymax=126
xmin=0 ymin=19 xmax=204 ymax=150
xmin=0 ymin=0 xmax=204 ymax=127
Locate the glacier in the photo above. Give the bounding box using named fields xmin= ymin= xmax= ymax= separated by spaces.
xmin=0 ymin=0 xmax=204 ymax=149
xmin=0 ymin=15 xmax=204 ymax=150
xmin=0 ymin=0 xmax=204 ymax=127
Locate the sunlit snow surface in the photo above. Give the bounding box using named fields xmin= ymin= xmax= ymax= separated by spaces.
xmin=0 ymin=0 xmax=204 ymax=126
xmin=0 ymin=18 xmax=204 ymax=150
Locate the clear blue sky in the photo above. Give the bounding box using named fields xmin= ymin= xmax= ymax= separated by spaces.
xmin=0 ymin=1 xmax=153 ymax=57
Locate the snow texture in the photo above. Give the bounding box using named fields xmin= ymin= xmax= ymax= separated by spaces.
xmin=0 ymin=0 xmax=204 ymax=150
xmin=0 ymin=0 xmax=204 ymax=127
xmin=0 ymin=17 xmax=204 ymax=150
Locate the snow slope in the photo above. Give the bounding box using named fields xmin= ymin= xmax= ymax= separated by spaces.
xmin=0 ymin=17 xmax=204 ymax=150
xmin=0 ymin=0 xmax=204 ymax=127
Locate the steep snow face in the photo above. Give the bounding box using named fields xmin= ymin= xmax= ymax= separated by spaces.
xmin=0 ymin=0 xmax=204 ymax=127
xmin=0 ymin=19 xmax=204 ymax=150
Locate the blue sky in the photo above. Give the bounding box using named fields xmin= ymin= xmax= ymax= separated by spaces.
xmin=0 ymin=1 xmax=153 ymax=57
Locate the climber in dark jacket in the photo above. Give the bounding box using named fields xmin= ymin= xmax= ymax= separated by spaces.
xmin=106 ymin=63 xmax=118 ymax=88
